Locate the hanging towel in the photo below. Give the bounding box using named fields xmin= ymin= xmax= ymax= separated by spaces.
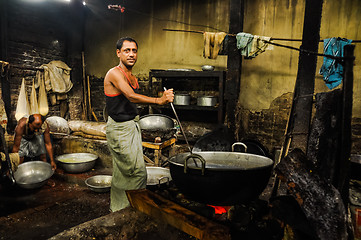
xmin=35 ymin=60 xmax=73 ymax=93
xmin=236 ymin=32 xmax=254 ymax=57
xmin=248 ymin=35 xmax=273 ymax=58
xmin=203 ymin=32 xmax=227 ymax=59
xmin=319 ymin=37 xmax=352 ymax=90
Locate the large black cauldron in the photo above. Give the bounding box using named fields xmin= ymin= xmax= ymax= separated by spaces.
xmin=168 ymin=152 xmax=274 ymax=205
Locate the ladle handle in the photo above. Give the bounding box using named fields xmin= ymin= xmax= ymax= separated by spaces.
xmin=184 ymin=154 xmax=206 ymax=175
xmin=232 ymin=142 xmax=248 ymax=153
xmin=163 ymin=87 xmax=192 ymax=153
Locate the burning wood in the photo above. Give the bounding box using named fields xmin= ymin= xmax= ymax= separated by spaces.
xmin=275 ymin=149 xmax=349 ymax=240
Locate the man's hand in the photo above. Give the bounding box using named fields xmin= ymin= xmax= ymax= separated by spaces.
xmin=158 ymin=88 xmax=174 ymax=105
xmin=50 ymin=161 xmax=57 ymax=171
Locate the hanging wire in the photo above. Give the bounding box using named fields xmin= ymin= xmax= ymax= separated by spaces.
xmin=162 ymin=28 xmax=355 ymax=61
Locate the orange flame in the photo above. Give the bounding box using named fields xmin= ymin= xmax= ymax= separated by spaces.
xmin=207 ymin=205 xmax=231 ymax=214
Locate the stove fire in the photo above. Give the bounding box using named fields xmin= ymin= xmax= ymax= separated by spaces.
xmin=207 ymin=205 xmax=231 ymax=215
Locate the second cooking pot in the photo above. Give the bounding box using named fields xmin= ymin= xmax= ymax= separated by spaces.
xmin=197 ymin=96 xmax=217 ymax=107
xmin=174 ymin=94 xmax=191 ymax=105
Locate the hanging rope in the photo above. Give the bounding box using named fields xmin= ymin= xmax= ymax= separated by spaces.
xmin=162 ymin=28 xmax=356 ymax=61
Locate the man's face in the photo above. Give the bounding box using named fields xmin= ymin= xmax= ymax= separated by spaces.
xmin=117 ymin=40 xmax=138 ymax=68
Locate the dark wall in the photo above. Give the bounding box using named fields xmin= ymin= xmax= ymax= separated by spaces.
xmin=1 ymin=0 xmax=85 ymax=130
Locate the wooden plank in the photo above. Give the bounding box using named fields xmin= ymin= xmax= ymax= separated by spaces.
xmin=275 ymin=149 xmax=348 ymax=240
xmin=142 ymin=138 xmax=176 ymax=150
xmin=225 ymin=0 xmax=244 ymax=136
xmin=126 ymin=189 xmax=231 ymax=240
xmin=337 ymin=44 xmax=355 ymax=203
xmin=291 ymin=0 xmax=324 ymax=152
xmin=143 ymin=154 xmax=154 ymax=165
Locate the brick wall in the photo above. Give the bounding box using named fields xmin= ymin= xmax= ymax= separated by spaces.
xmin=3 ymin=0 xmax=84 ymax=131
xmin=235 ymin=93 xmax=292 ymax=155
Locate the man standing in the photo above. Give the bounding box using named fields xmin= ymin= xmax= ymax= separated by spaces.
xmin=12 ymin=114 xmax=57 ymax=170
xmin=104 ymin=37 xmax=174 ymax=211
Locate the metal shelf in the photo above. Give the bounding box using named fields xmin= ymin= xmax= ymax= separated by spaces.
xmin=149 ymin=70 xmax=225 ymax=124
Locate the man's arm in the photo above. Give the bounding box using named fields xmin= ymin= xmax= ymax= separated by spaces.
xmin=106 ymin=70 xmax=173 ymax=105
xmin=12 ymin=119 xmax=25 ymax=153
xmin=12 ymin=118 xmax=26 ymax=164
xmin=43 ymin=125 xmax=56 ymax=170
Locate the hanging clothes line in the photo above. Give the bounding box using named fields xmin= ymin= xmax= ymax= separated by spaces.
xmin=162 ymin=28 xmax=361 ymax=42
xmin=163 ymin=28 xmax=356 ymax=60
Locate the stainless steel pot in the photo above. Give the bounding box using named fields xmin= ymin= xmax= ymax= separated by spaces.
xmin=197 ymin=96 xmax=217 ymax=107
xmin=139 ymin=114 xmax=176 ymax=141
xmin=146 ymin=166 xmax=172 ymax=189
xmin=14 ymin=161 xmax=54 ymax=189
xmin=139 ymin=114 xmax=174 ymax=130
xmin=173 ymin=94 xmax=191 ymax=105
xmin=56 ymin=153 xmax=98 ymax=173
xmin=85 ymin=175 xmax=112 ymax=193
xmin=168 ymin=151 xmax=274 ymax=205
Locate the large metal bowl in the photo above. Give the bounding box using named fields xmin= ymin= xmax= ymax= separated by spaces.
xmin=14 ymin=161 xmax=54 ymax=189
xmin=85 ymin=175 xmax=112 ymax=193
xmin=56 ymin=153 xmax=98 ymax=173
xmin=139 ymin=114 xmax=174 ymax=130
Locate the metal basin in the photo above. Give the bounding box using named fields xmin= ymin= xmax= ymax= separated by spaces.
xmin=14 ymin=161 xmax=54 ymax=189
xmin=169 ymin=152 xmax=274 ymax=205
xmin=56 ymin=153 xmax=98 ymax=173
xmin=85 ymin=175 xmax=112 ymax=193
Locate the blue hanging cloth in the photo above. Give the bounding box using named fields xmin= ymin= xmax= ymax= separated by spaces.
xmin=319 ymin=37 xmax=352 ymax=90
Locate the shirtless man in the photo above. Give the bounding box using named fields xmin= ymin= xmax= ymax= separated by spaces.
xmin=12 ymin=114 xmax=57 ymax=170
xmin=104 ymin=37 xmax=173 ymax=211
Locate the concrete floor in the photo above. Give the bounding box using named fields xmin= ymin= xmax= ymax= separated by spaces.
xmin=0 ymin=167 xmax=112 ymax=240
xmin=0 ymin=165 xmax=193 ymax=240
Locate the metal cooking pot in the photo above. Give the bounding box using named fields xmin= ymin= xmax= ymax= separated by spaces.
xmin=56 ymin=153 xmax=98 ymax=173
xmin=146 ymin=166 xmax=172 ymax=189
xmin=14 ymin=161 xmax=54 ymax=189
xmin=197 ymin=96 xmax=217 ymax=107
xmin=173 ymin=94 xmax=191 ymax=105
xmin=168 ymin=151 xmax=274 ymax=205
xmin=85 ymin=175 xmax=112 ymax=193
xmin=139 ymin=114 xmax=176 ymax=141
xmin=139 ymin=114 xmax=174 ymax=130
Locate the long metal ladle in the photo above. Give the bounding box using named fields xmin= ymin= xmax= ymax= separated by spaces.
xmin=164 ymin=87 xmax=192 ymax=153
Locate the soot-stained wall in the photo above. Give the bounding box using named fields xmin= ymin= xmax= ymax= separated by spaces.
xmin=1 ymin=0 xmax=85 ymax=131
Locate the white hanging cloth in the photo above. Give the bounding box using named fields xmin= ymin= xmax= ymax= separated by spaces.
xmin=29 ymin=79 xmax=39 ymax=114
xmin=15 ymin=78 xmax=30 ymax=121
xmin=38 ymin=72 xmax=49 ymax=116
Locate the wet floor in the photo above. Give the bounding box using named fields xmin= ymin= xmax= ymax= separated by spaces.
xmin=0 ymin=168 xmax=112 ymax=240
